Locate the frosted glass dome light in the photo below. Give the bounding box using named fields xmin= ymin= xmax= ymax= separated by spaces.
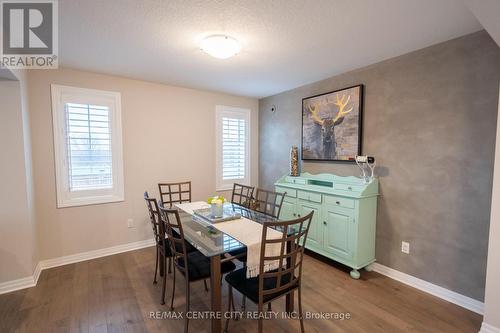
xmin=200 ymin=35 xmax=241 ymax=59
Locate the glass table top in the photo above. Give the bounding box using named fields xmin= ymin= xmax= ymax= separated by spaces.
xmin=176 ymin=203 xmax=279 ymax=257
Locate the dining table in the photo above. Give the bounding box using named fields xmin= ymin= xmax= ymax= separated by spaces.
xmin=162 ymin=202 xmax=295 ymax=333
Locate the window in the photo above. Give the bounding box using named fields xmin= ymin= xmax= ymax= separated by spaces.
xmin=215 ymin=105 xmax=251 ymax=191
xmin=51 ymin=84 xmax=124 ymax=207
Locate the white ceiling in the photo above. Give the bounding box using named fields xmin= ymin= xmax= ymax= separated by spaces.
xmin=59 ymin=0 xmax=482 ymax=98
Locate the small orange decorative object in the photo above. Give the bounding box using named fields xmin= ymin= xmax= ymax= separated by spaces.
xmin=290 ymin=145 xmax=299 ymax=176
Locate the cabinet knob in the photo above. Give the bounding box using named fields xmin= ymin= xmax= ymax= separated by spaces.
xmin=336 ymin=201 xmax=340 ymax=205
xmin=293 ymin=213 xmax=296 ymax=217
xmin=323 ymin=221 xmax=327 ymax=225
xmin=348 ymin=186 xmax=352 ymax=190
xmin=298 ymin=214 xmax=301 ymax=217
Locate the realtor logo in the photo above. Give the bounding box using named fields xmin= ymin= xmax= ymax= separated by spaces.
xmin=1 ymin=0 xmax=58 ymax=68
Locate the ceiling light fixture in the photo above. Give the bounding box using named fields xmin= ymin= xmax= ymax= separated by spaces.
xmin=200 ymin=35 xmax=241 ymax=59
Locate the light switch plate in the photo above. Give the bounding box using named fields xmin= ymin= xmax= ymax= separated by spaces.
xmin=401 ymin=241 xmax=410 ymax=254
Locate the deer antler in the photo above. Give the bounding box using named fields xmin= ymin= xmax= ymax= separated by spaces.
xmin=307 ymin=103 xmax=324 ymax=126
xmin=332 ymin=94 xmax=353 ymax=123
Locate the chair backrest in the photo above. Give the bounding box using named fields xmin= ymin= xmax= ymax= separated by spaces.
xmin=253 ymin=188 xmax=286 ymax=218
xmin=158 ymin=181 xmax=191 ymax=207
xmin=231 ymin=183 xmax=255 ymax=207
xmin=144 ymin=192 xmax=163 ymax=245
xmin=158 ymin=204 xmax=190 ymax=278
xmin=258 ymin=211 xmax=314 ymax=303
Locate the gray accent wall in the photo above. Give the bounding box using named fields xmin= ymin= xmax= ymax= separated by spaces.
xmin=259 ymin=31 xmax=500 ymax=301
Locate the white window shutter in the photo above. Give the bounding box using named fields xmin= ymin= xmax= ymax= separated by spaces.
xmin=222 ymin=116 xmax=246 ymax=180
xmin=216 ymin=106 xmax=251 ymax=191
xmin=51 ymin=85 xmax=124 ymax=208
xmin=65 ymin=103 xmax=113 ymax=191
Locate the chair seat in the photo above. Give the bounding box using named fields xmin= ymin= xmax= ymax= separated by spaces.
xmin=225 ymin=267 xmax=297 ymax=304
xmin=227 ymin=247 xmax=247 ymax=262
xmin=178 ymin=251 xmax=236 ymax=281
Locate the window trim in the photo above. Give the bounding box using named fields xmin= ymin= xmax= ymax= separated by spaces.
xmin=51 ymin=84 xmax=124 ymax=208
xmin=215 ymin=105 xmax=251 ymax=192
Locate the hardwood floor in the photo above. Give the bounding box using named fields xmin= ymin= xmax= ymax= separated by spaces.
xmin=0 ymin=247 xmax=482 ymax=333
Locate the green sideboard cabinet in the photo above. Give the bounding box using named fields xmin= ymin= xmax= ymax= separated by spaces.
xmin=275 ymin=172 xmax=379 ymax=279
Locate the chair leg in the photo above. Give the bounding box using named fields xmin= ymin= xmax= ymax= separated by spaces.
xmin=153 ymin=247 xmax=159 ymax=284
xmin=241 ymin=262 xmax=247 ymax=311
xmin=267 ymin=303 xmax=271 ymax=311
xmin=204 ymin=279 xmax=209 ymax=292
xmin=224 ymin=285 xmax=232 ymax=332
xmin=170 ymin=267 xmax=176 ymax=310
xmin=168 ymin=257 xmax=172 ymax=274
xmin=161 ymin=256 xmax=167 ymax=305
xmin=298 ymin=287 xmax=305 ymax=333
xmin=185 ymin=282 xmax=190 ymax=333
xmin=257 ymin=303 xmax=264 ymax=333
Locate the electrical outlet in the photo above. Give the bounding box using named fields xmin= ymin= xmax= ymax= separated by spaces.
xmin=127 ymin=218 xmax=134 ymax=228
xmin=401 ymin=241 xmax=410 ymax=254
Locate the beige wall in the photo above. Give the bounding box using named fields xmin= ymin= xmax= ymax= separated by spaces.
xmin=27 ymin=68 xmax=258 ymax=261
xmin=481 ymin=86 xmax=500 ymax=331
xmin=0 ymin=70 xmax=37 ymax=283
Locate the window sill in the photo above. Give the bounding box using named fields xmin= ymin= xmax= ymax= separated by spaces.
xmin=57 ymin=195 xmax=124 ymax=208
xmin=216 ymin=187 xmax=233 ymax=192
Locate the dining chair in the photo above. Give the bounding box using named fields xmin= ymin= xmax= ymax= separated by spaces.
xmin=230 ymin=187 xmax=285 ymax=311
xmin=252 ymin=188 xmax=286 ymax=219
xmin=224 ymin=211 xmax=314 ymax=333
xmin=144 ymin=192 xmax=199 ymax=304
xmin=231 ymin=183 xmax=255 ymax=208
xmin=158 ymin=181 xmax=191 ymax=207
xmin=144 ymin=192 xmax=172 ymax=300
xmin=159 ymin=204 xmax=237 ymax=333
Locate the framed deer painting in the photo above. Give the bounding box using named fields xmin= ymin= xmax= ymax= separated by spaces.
xmin=302 ymin=84 xmax=363 ymax=162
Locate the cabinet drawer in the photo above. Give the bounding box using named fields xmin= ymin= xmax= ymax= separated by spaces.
xmin=276 ymin=186 xmax=296 ymax=197
xmin=324 ymin=195 xmax=355 ymax=209
xmin=285 ymin=176 xmax=307 ymax=185
xmin=297 ymin=190 xmax=322 ymax=203
xmin=335 ymin=183 xmax=364 ymax=192
xmin=276 ymin=186 xmax=297 ymax=198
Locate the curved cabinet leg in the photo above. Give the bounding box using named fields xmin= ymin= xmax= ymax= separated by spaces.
xmin=350 ymin=269 xmax=360 ymax=279
xmin=364 ymin=264 xmax=374 ymax=272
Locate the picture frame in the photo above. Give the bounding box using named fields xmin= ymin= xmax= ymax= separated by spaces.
xmin=301 ymin=84 xmax=363 ymax=162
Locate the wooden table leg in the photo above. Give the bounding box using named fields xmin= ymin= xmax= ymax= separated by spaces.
xmin=210 ymin=255 xmax=222 ymax=333
xmin=285 ymin=240 xmax=294 ymax=313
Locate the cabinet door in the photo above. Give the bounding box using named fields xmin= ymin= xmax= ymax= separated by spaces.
xmin=323 ymin=206 xmax=354 ymax=260
xmin=280 ymin=199 xmax=296 ymax=220
xmin=297 ymin=201 xmax=322 ymax=249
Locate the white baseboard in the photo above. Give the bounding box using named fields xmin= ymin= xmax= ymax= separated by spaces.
xmin=0 ymin=238 xmax=155 ymax=295
xmin=0 ymin=274 xmax=37 ymax=295
xmin=372 ymin=263 xmax=484 ymax=315
xmin=480 ymin=322 xmax=500 ymax=333
xmin=38 ymin=238 xmax=155 ymax=270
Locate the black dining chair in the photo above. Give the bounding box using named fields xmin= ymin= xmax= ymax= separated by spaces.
xmin=144 ymin=192 xmax=171 ymax=282
xmin=252 ymin=188 xmax=286 ymax=219
xmin=224 ymin=211 xmax=314 ymax=333
xmin=229 ymin=187 xmax=286 ymax=265
xmin=231 ymin=183 xmax=255 ymax=208
xmin=144 ymin=192 xmax=198 ymax=305
xmin=159 ymin=204 xmax=237 ymax=333
xmin=158 ymin=181 xmax=192 ymax=207
xmin=229 ymin=186 xmax=286 ymax=311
